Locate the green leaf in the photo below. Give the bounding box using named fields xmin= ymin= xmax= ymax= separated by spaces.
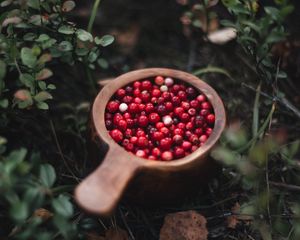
xmin=75 ymin=48 xmax=89 ymax=56
xmin=97 ymin=58 xmax=108 ymax=69
xmin=27 ymin=0 xmax=40 ymax=10
xmin=76 ymin=29 xmax=93 ymax=42
xmin=36 ymin=34 xmax=50 ymax=42
xmin=38 ymin=81 xmax=47 ymax=90
xmin=95 ymin=35 xmax=114 ymax=47
xmin=0 ymin=99 xmax=8 ymax=108
xmin=10 ymin=201 xmax=29 ymax=222
xmin=39 ymin=164 xmax=56 ymax=188
xmin=52 ymin=195 xmax=73 ymax=217
xmin=280 ymin=5 xmax=294 ymax=17
xmin=220 ymin=19 xmax=236 ymax=28
xmin=58 ymin=25 xmax=75 ymax=35
xmin=58 ymin=41 xmax=73 ymax=51
xmin=0 ymin=59 xmax=6 ymax=81
xmin=21 ymin=47 xmax=37 ymax=68
xmin=36 ymin=101 xmax=49 ymax=110
xmin=20 ymin=73 xmax=35 ymax=92
xmin=1 ymin=0 xmax=13 ymax=7
xmin=36 ymin=68 xmax=53 ymax=80
xmin=23 ymin=32 xmax=37 ymax=41
xmin=47 ymin=84 xmax=56 ymax=90
xmin=62 ymin=0 xmax=76 ymax=12
xmin=277 ymin=71 xmax=287 ymax=79
xmin=34 ymin=91 xmax=53 ymax=102
xmin=193 ymin=65 xmax=232 ymax=79
xmin=88 ymin=51 xmax=98 ymax=63
xmin=37 ymin=53 xmax=52 ymax=65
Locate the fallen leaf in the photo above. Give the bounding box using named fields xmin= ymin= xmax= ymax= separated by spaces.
xmin=33 ymin=208 xmax=53 ymax=221
xmin=160 ymin=210 xmax=208 ymax=240
xmin=227 ymin=202 xmax=253 ymax=229
xmin=105 ymin=227 xmax=128 ymax=240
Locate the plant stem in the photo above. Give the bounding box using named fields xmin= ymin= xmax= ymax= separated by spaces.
xmin=87 ymin=0 xmax=101 ymax=33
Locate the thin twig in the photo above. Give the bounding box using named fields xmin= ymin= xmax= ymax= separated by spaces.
xmin=87 ymin=0 xmax=101 ymax=33
xmin=269 ymin=181 xmax=300 ymax=192
xmin=119 ymin=207 xmax=135 ymax=240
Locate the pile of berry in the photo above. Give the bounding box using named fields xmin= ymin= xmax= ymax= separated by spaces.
xmin=105 ymin=76 xmax=215 ymax=161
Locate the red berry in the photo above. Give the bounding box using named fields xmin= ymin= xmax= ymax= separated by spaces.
xmin=136 ymin=149 xmax=146 ymax=158
xmin=182 ymin=141 xmax=192 ymax=151
xmin=155 ymin=76 xmax=164 ymax=85
xmin=105 ymin=120 xmax=113 ymax=130
xmin=152 ymin=88 xmax=161 ymax=98
xmin=138 ymin=115 xmax=148 ymax=127
xmin=152 ymin=131 xmax=164 ymax=141
xmin=177 ymin=90 xmax=187 ymax=100
xmin=130 ymin=136 xmax=138 ymax=144
xmin=160 ymin=127 xmax=170 ymax=136
xmin=113 ymin=113 xmax=123 ymax=125
xmin=174 ymin=107 xmax=184 ymax=117
xmin=139 ymin=103 xmax=146 ymax=111
xmin=206 ymin=127 xmax=213 ymax=135
xmin=186 ymin=122 xmax=194 ymax=130
xmin=128 ymin=103 xmax=139 ymax=113
xmin=136 ymin=130 xmax=145 ymax=137
xmin=123 ymin=112 xmax=132 ymax=119
xmin=161 ymin=151 xmax=173 ymax=161
xmin=117 ymin=119 xmax=127 ymax=131
xmin=191 ymin=145 xmax=198 ymax=152
xmin=189 ymin=134 xmax=199 ymax=145
xmin=174 ymin=147 xmax=185 ymax=158
xmin=152 ymin=147 xmax=161 ymax=157
xmin=165 ymin=102 xmax=173 ymax=112
xmin=107 ymin=101 xmax=119 ymax=113
xmin=148 ymin=155 xmax=156 ymax=160
xmin=110 ymin=129 xmax=123 ymax=142
xmin=125 ymin=143 xmax=134 ymax=151
xmin=161 ymin=91 xmax=171 ymax=101
xmin=123 ymin=95 xmax=133 ymax=103
xmin=105 ymin=112 xmax=113 ymax=119
xmin=145 ymin=103 xmax=154 ymax=113
xmin=177 ymin=123 xmax=186 ymax=129
xmin=190 ymin=100 xmax=199 ymax=108
xmin=171 ymin=84 xmax=181 ymax=94
xmin=141 ymin=91 xmax=151 ymax=102
xmin=186 ymin=87 xmax=197 ymax=99
xmin=125 ymin=128 xmax=133 ymax=138
xmin=151 ymin=97 xmax=158 ymax=104
xmin=180 ymin=113 xmax=190 ymax=122
xmin=133 ymin=88 xmax=141 ymax=97
xmin=137 ymin=136 xmax=149 ymax=148
xmin=157 ymin=105 xmax=167 ymax=115
xmin=141 ymin=80 xmax=152 ymax=90
xmin=195 ymin=128 xmax=203 ymax=136
xmin=149 ymin=112 xmax=160 ymax=123
xmin=116 ymin=88 xmax=126 ymax=99
xmin=156 ymin=122 xmax=165 ymax=129
xmin=173 ymin=134 xmax=183 ymax=145
xmin=172 ymin=96 xmax=181 ymax=106
xmin=185 ymin=130 xmax=192 ymax=138
xmin=197 ymin=94 xmax=206 ymax=102
xmin=134 ymin=97 xmax=142 ymax=104
xmin=194 ymin=116 xmax=204 ymax=127
xmin=200 ymin=109 xmax=209 ymax=116
xmin=199 ymin=135 xmax=208 ymax=143
xmin=201 ymin=101 xmax=211 ymax=109
xmin=206 ymin=114 xmax=215 ymax=124
xmin=133 ymin=81 xmax=141 ymax=89
xmin=126 ymin=118 xmax=134 ymax=128
xmin=173 ymin=128 xmax=184 ymax=136
xmin=125 ymin=86 xmax=133 ymax=95
xmin=181 ymin=101 xmax=190 ymax=110
xmin=160 ymin=138 xmax=172 ymax=150
xmin=157 ymin=97 xmax=164 ymax=104
xmin=188 ymin=108 xmax=196 ymax=116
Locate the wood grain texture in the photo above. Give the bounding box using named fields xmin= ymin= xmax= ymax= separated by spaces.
xmin=75 ymin=68 xmax=226 ymax=216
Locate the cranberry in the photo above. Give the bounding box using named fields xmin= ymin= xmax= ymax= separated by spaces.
xmin=126 ymin=118 xmax=134 ymax=128
xmin=174 ymin=147 xmax=185 ymax=158
xmin=136 ymin=149 xmax=146 ymax=158
xmin=171 ymin=84 xmax=181 ymax=94
xmin=110 ymin=129 xmax=123 ymax=142
xmin=149 ymin=113 xmax=160 ymax=123
xmin=188 ymin=108 xmax=196 ymax=116
xmin=206 ymin=114 xmax=215 ymax=124
xmin=160 ymin=138 xmax=172 ymax=150
xmin=177 ymin=123 xmax=186 ymax=129
xmin=201 ymin=101 xmax=211 ymax=109
xmin=137 ymin=136 xmax=149 ymax=148
xmin=123 ymin=95 xmax=133 ymax=103
xmin=161 ymin=151 xmax=173 ymax=161
xmin=130 ymin=136 xmax=138 ymax=144
xmin=173 ymin=128 xmax=184 ymax=136
xmin=136 ymin=130 xmax=145 ymax=137
xmin=197 ymin=94 xmax=206 ymax=102
xmin=152 ymin=131 xmax=164 ymax=141
xmin=123 ymin=112 xmax=131 ymax=119
xmin=199 ymin=135 xmax=208 ymax=143
xmin=116 ymin=88 xmax=126 ymax=99
xmin=125 ymin=128 xmax=133 ymax=138
xmin=138 ymin=115 xmax=148 ymax=127
xmin=151 ymin=97 xmax=158 ymax=105
xmin=180 ymin=113 xmax=190 ymax=122
xmin=148 ymin=155 xmax=156 ymax=160
xmin=145 ymin=103 xmax=154 ymax=113
xmin=182 ymin=141 xmax=192 ymax=151
xmin=105 ymin=112 xmax=113 ymax=119
xmin=172 ymin=96 xmax=181 ymax=106
xmin=177 ymin=90 xmax=187 ymax=100
xmin=128 ymin=103 xmax=139 ymax=113
xmin=189 ymin=134 xmax=199 ymax=145
xmin=113 ymin=113 xmax=123 ymax=125
xmin=194 ymin=115 xmax=204 ymax=127
xmin=160 ymin=127 xmax=170 ymax=136
xmin=194 ymin=128 xmax=203 ymax=136
xmin=141 ymin=80 xmax=152 ymax=90
xmin=173 ymin=134 xmax=183 ymax=145
xmin=200 ymin=109 xmax=209 ymax=116
xmin=125 ymin=143 xmax=134 ymax=151
xmin=107 ymin=101 xmax=119 ymax=113
xmin=117 ymin=119 xmax=127 ymax=131
xmin=152 ymin=147 xmax=161 ymax=157
xmin=139 ymin=104 xmax=146 ymax=111
xmin=134 ymin=97 xmax=142 ymax=104
xmin=162 ymin=91 xmax=171 ymax=101
xmin=133 ymin=88 xmax=141 ymax=97
xmin=155 ymin=76 xmax=164 ymax=85
xmin=206 ymin=127 xmax=213 ymax=135
xmin=186 ymin=122 xmax=194 ymax=130
xmin=141 ymin=91 xmax=151 ymax=103
xmin=157 ymin=105 xmax=167 ymax=115
xmin=190 ymin=100 xmax=199 ymax=108
xmin=186 ymin=87 xmax=197 ymax=99
xmin=156 ymin=122 xmax=165 ymax=129
xmin=174 ymin=107 xmax=184 ymax=117
xmin=157 ymin=97 xmax=164 ymax=104
xmin=125 ymin=86 xmax=133 ymax=95
xmin=152 ymin=89 xmax=161 ymax=98
xmin=185 ymin=130 xmax=192 ymax=138
xmin=105 ymin=119 xmax=113 ymax=130
xmin=133 ymin=81 xmax=141 ymax=89
xmin=165 ymin=102 xmax=173 ymax=112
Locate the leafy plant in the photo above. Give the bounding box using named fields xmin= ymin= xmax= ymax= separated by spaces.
xmin=0 ymin=0 xmax=114 ymax=110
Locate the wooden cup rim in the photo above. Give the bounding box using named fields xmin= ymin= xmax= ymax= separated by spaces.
xmin=92 ymin=68 xmax=226 ymax=171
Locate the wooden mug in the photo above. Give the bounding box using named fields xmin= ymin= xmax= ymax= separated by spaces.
xmin=75 ymin=68 xmax=226 ymax=216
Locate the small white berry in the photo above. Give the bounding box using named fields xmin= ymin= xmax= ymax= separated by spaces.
xmin=162 ymin=115 xmax=173 ymax=126
xmin=160 ymin=85 xmax=168 ymax=92
xmin=119 ymin=103 xmax=128 ymax=112
xmin=165 ymin=77 xmax=174 ymax=87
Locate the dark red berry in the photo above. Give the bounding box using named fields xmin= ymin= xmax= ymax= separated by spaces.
xmin=149 ymin=112 xmax=160 ymax=123
xmin=110 ymin=129 xmax=123 ymax=142
xmin=107 ymin=101 xmax=119 ymax=113
xmin=138 ymin=115 xmax=148 ymax=127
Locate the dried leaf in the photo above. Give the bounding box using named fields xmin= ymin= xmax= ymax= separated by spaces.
xmin=14 ymin=89 xmax=31 ymax=101
xmin=2 ymin=17 xmax=22 ymax=27
xmin=36 ymin=68 xmax=53 ymax=80
xmin=160 ymin=210 xmax=208 ymax=240
xmin=227 ymin=202 xmax=253 ymax=229
xmin=86 ymin=232 xmax=105 ymax=240
xmin=33 ymin=208 xmax=53 ymax=221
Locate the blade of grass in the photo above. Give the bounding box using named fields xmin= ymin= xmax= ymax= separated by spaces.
xmin=252 ymin=82 xmax=261 ymax=137
xmin=237 ymin=103 xmax=276 ymax=153
xmin=193 ymin=65 xmax=233 ymax=79
xmin=87 ymin=0 xmax=101 ymax=33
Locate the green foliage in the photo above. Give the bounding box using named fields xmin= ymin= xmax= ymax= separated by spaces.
xmin=221 ymin=0 xmax=294 ymax=84
xmin=0 ymin=139 xmax=79 ymax=239
xmin=0 ymin=0 xmax=114 ymax=110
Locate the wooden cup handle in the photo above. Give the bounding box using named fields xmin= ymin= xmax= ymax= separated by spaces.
xmin=75 ymin=146 xmax=139 ymax=216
